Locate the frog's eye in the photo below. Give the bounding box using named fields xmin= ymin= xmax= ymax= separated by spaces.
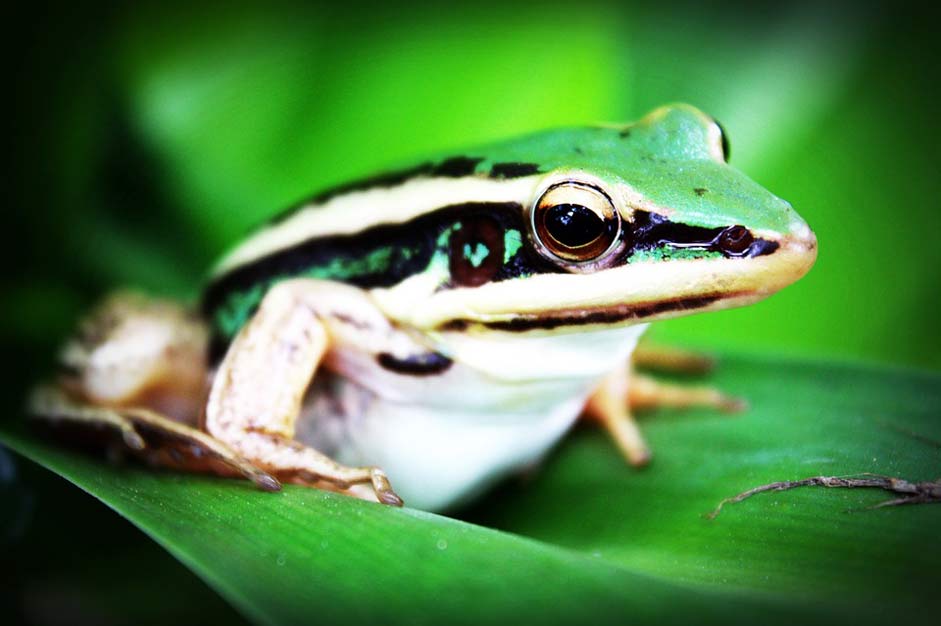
xmin=532 ymin=182 xmax=620 ymax=263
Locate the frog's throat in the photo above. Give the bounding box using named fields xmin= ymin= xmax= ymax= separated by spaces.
xmin=377 ymin=232 xmax=817 ymax=332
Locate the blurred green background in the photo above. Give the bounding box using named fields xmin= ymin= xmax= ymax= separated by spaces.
xmin=7 ymin=0 xmax=941 ymax=373
xmin=4 ymin=1 xmax=940 ymax=623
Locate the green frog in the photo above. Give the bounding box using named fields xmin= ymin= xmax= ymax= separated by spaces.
xmin=30 ymin=104 xmax=817 ymax=511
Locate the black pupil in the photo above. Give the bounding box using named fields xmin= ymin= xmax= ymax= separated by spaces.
xmin=545 ymin=203 xmax=605 ymax=248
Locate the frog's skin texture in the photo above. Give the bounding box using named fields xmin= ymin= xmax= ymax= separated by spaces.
xmin=31 ymin=105 xmax=817 ymax=512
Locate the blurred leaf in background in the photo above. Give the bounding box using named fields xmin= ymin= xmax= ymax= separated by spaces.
xmin=8 ymin=0 xmax=939 ymax=370
xmin=4 ymin=0 xmax=940 ymax=624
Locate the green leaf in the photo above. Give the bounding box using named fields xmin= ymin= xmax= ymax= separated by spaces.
xmin=3 ymin=355 xmax=939 ymax=624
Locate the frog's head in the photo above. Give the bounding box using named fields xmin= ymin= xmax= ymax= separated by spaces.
xmin=209 ymin=105 xmax=815 ymax=378
xmin=378 ymin=105 xmax=815 ymax=346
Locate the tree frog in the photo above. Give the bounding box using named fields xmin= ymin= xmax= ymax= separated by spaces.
xmin=30 ymin=104 xmax=816 ymax=512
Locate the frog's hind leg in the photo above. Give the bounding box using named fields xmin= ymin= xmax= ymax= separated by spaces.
xmin=29 ymin=385 xmax=280 ymax=490
xmin=56 ymin=291 xmax=210 ymax=421
xmin=632 ymin=343 xmax=716 ymax=375
xmin=205 ymin=279 xmax=404 ymax=507
xmin=28 ymin=292 xmax=280 ymax=490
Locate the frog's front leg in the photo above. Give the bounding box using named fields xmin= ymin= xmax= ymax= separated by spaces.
xmin=586 ymin=355 xmax=744 ymax=466
xmin=205 ymin=279 xmax=403 ymax=506
xmin=630 ymin=343 xmax=745 ymax=412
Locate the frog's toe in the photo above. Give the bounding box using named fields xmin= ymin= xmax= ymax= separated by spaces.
xmin=629 ymin=373 xmax=746 ymax=413
xmin=285 ymin=463 xmax=403 ymax=506
xmin=370 ymin=468 xmax=404 ymax=506
xmin=29 ymin=384 xmax=147 ymax=450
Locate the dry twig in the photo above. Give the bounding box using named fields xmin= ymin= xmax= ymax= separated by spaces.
xmin=706 ymin=473 xmax=941 ymax=519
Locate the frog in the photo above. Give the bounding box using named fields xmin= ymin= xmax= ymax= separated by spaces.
xmin=29 ymin=104 xmax=817 ymax=512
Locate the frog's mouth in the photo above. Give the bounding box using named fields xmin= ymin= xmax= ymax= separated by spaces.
xmin=415 ymin=227 xmax=817 ymax=332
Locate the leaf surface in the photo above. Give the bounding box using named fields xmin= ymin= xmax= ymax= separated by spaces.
xmin=3 ymin=356 xmax=938 ymax=625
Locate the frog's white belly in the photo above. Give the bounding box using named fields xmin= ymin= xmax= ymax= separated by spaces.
xmin=299 ymin=324 xmax=647 ymax=511
xmin=336 ymin=389 xmax=587 ymax=511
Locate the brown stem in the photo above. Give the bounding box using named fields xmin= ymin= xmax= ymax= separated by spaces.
xmin=706 ymin=473 xmax=941 ymax=519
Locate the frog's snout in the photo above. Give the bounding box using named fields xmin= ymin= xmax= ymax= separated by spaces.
xmin=778 ymin=215 xmax=818 ymax=282
xmin=786 ymin=211 xmax=817 ymax=251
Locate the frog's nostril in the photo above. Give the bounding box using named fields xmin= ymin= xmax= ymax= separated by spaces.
xmin=716 ymin=225 xmax=753 ymax=256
